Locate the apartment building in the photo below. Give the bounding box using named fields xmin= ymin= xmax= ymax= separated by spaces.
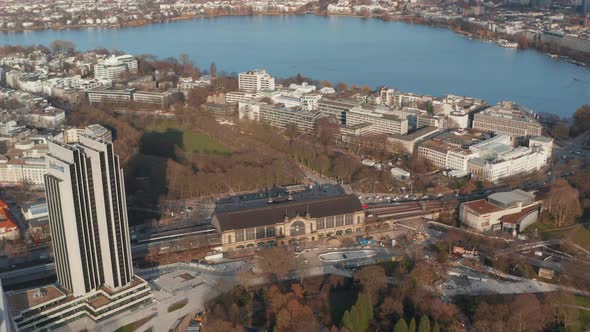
xmin=0 ymin=141 xmax=48 ymax=186
xmin=94 ymin=54 xmax=138 ymax=80
xmin=379 ymin=87 xmax=397 ymax=106
xmin=472 ymin=101 xmax=542 ymax=138
xmin=238 ymin=69 xmax=275 ymax=92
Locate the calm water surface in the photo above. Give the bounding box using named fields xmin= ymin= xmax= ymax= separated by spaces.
xmin=1 ymin=15 xmax=589 ymax=117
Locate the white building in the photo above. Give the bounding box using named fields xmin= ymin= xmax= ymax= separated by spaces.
xmin=94 ymin=54 xmax=138 ymax=80
xmin=238 ymin=69 xmax=275 ymax=93
xmin=459 ymin=189 xmax=542 ymax=232
xmin=418 ymin=134 xmax=551 ymax=183
xmin=44 ymin=136 xmax=134 ymax=296
xmin=347 ymin=106 xmax=409 ymax=135
xmin=300 ymin=94 xmax=322 ymax=111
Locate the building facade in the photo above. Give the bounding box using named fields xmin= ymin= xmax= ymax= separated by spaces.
xmin=212 ymin=195 xmax=365 ymax=252
xmin=472 ymin=102 xmax=542 ymax=138
xmin=459 ymin=189 xmax=542 ymax=232
xmin=238 ymin=69 xmax=275 ymax=93
xmin=94 ymin=55 xmax=138 ymax=80
xmin=44 ymin=136 xmax=133 ymax=296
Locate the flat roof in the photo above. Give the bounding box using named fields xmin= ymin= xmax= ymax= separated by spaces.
xmin=488 ymin=189 xmax=535 ymax=206
xmin=6 ymin=285 xmax=66 ymax=315
xmin=463 ymin=199 xmax=503 ymax=215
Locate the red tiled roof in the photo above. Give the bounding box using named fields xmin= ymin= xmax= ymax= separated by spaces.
xmin=0 ymin=199 xmax=17 ymax=231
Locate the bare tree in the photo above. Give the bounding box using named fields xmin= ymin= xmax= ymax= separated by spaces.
xmin=255 ymin=247 xmax=294 ymax=281
xmin=546 ymin=179 xmax=582 ymax=227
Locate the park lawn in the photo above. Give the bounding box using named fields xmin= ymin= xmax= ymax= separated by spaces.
xmin=526 ymin=223 xmax=590 ymax=250
xmin=168 ymin=298 xmax=189 ymax=313
xmin=145 ymin=120 xmax=230 ymax=155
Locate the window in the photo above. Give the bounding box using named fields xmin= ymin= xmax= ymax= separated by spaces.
xmin=357 ymin=216 xmax=361 ymax=224
xmin=326 ymin=216 xmax=335 ymax=228
xmin=317 ymin=218 xmax=325 ymax=230
xmin=345 ymin=214 xmax=353 ymax=226
xmin=227 ymin=235 xmax=232 ymax=244
xmin=235 ymin=230 xmax=245 ymax=242
xmin=290 ymin=221 xmax=306 ymax=236
xmin=246 ymin=228 xmax=255 ymax=241
xmin=256 ymin=227 xmax=266 ymax=239
xmin=336 ymin=215 xmax=344 ymax=227
xmin=266 ymin=227 xmax=276 ymax=238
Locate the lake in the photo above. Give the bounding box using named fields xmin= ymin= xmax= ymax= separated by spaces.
xmin=1 ymin=15 xmax=589 ymax=117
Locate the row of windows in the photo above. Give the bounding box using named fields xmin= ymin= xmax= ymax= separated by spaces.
xmin=317 ymin=214 xmax=354 ymax=230
xmin=235 ymin=226 xmax=276 ymax=242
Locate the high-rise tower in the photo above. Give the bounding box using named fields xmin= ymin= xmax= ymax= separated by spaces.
xmin=44 ymin=135 xmax=133 ymax=296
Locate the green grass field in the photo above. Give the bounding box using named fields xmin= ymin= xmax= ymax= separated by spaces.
xmin=525 ymin=222 xmax=590 ymax=250
xmin=142 ymin=120 xmax=230 ymax=157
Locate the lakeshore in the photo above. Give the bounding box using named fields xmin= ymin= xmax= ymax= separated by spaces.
xmin=1 ymin=15 xmax=589 ymax=116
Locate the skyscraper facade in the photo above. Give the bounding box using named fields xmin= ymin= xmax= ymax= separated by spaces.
xmin=44 ymin=135 xmax=133 ymax=296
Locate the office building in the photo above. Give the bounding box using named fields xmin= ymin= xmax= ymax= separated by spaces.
xmin=238 ymin=100 xmax=322 ymax=133
xmin=347 ymin=106 xmax=409 ymax=135
xmin=459 ymin=189 xmax=542 ymax=232
xmin=94 ymin=54 xmax=138 ymax=80
xmin=417 ymin=132 xmax=551 ymax=183
xmin=238 ymin=69 xmax=275 ymax=92
xmin=86 ymin=87 xmax=133 ymax=104
xmin=317 ymin=98 xmax=360 ymax=125
xmin=212 ymin=195 xmax=365 ymax=252
xmin=472 ymin=101 xmax=542 ymax=139
xmin=133 ymin=90 xmax=181 ymax=108
xmin=6 ymin=136 xmax=153 ymax=331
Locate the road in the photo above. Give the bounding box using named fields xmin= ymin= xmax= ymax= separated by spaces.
xmin=0 ymin=230 xmax=221 ymax=286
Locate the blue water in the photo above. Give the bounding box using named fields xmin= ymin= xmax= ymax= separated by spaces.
xmin=1 ymin=15 xmax=589 ymax=117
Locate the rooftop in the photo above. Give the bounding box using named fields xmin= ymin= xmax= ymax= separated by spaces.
xmin=6 ymin=285 xmax=66 ymax=316
xmin=462 ymin=199 xmax=503 ymax=215
xmin=488 ymin=189 xmax=535 ymax=207
xmin=214 ymin=194 xmax=362 ymax=231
